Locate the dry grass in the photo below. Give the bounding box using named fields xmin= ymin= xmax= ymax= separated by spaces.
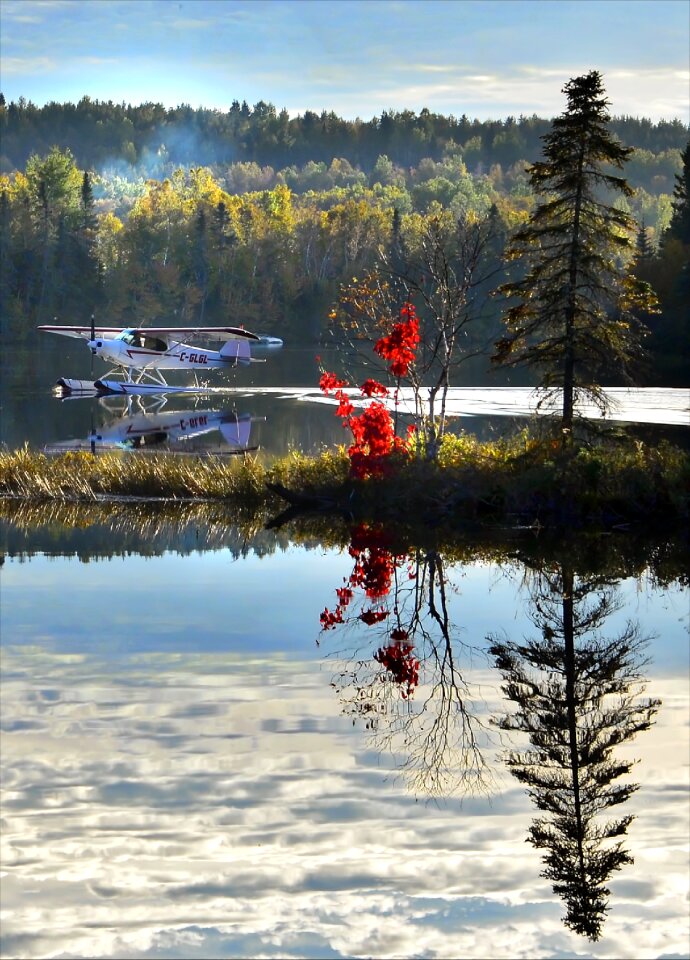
xmin=0 ymin=444 xmax=348 ymax=504
xmin=1 ymin=435 xmax=688 ymax=530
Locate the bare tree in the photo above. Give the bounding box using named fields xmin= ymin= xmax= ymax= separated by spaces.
xmin=329 ymin=207 xmax=504 ymax=458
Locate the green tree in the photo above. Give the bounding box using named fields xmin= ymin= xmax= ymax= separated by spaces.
xmin=646 ymin=139 xmax=690 ymax=384
xmin=71 ymin=171 xmax=103 ymax=317
xmin=664 ymin=139 xmax=690 ymax=245
xmin=635 ymin=219 xmax=654 ymax=261
xmin=493 ymin=72 xmax=657 ymax=442
xmin=22 ymin=147 xmax=83 ymax=318
xmin=0 ymin=188 xmax=16 ymax=325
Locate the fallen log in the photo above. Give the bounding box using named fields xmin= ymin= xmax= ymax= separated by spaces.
xmin=265 ymin=481 xmax=352 ymax=530
xmin=265 ymin=481 xmax=343 ymax=509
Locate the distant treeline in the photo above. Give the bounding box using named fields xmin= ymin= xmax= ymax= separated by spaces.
xmin=1 ymin=94 xmax=687 ymax=197
xmin=1 ymin=95 xmax=687 ymax=385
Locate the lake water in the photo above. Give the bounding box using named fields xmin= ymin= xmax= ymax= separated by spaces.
xmin=1 ymin=340 xmax=688 ymax=455
xmin=1 ymin=336 xmax=689 ymax=959
xmin=1 ymin=507 xmax=688 ymax=960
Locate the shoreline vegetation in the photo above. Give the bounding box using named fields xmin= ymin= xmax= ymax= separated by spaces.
xmin=1 ymin=431 xmax=688 ymax=535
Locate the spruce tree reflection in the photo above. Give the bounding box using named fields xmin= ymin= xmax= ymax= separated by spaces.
xmin=488 ymin=562 xmax=660 ymax=941
xmin=319 ymin=525 xmax=488 ymax=798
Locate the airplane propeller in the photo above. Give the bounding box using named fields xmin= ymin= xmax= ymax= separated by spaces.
xmin=89 ymin=312 xmax=96 ymax=379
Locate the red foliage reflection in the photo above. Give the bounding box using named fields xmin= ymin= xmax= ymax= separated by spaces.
xmin=319 ymin=523 xmax=420 ymax=698
xmin=374 ymin=638 xmax=420 ymax=699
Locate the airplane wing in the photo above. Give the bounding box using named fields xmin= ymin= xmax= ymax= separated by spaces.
xmin=38 ymin=325 xmax=124 ymax=340
xmin=38 ymin=324 xmax=262 ymax=342
xmin=141 ymin=326 xmax=261 ymax=342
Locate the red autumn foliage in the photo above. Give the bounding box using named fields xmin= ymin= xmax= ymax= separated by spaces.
xmin=348 ymin=525 xmax=398 ymax=599
xmin=374 ymin=302 xmax=420 ymax=378
xmin=319 ymin=524 xmax=400 ymax=632
xmin=360 ymin=378 xmax=390 ymax=398
xmin=335 ymin=393 xmax=355 ymax=418
xmin=319 ymin=371 xmax=348 ymax=393
xmin=320 ymin=606 xmax=344 ymax=630
xmin=318 ymin=302 xmax=420 ymax=481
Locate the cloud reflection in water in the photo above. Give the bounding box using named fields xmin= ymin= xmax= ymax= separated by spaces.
xmin=0 ymin=547 xmax=688 ymax=959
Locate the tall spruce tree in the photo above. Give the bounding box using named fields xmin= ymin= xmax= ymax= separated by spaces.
xmin=493 ymin=71 xmax=657 ymax=441
xmin=635 ymin=220 xmax=654 ymax=262
xmin=664 ymin=139 xmax=690 ymax=245
xmin=489 ymin=563 xmax=660 ymax=940
xmin=644 ymin=139 xmax=689 ymax=384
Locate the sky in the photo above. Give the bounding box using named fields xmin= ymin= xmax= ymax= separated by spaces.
xmin=0 ymin=0 xmax=688 ymax=123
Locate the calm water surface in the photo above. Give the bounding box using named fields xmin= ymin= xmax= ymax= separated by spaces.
xmin=2 ymin=336 xmax=689 ymax=958
xmin=1 ymin=511 xmax=688 ymax=960
xmin=3 ymin=340 xmax=688 ymax=455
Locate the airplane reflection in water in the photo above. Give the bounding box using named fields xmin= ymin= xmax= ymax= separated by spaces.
xmin=44 ymin=399 xmax=263 ymax=455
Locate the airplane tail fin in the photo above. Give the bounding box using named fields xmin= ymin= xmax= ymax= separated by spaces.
xmin=220 ymin=339 xmax=251 ymax=365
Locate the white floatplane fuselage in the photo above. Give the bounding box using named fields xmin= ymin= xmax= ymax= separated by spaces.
xmin=89 ymin=328 xmax=255 ymax=372
xmin=38 ymin=323 xmax=279 ymax=394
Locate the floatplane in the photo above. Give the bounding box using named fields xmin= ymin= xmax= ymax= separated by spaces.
xmin=38 ymin=319 xmax=283 ymax=396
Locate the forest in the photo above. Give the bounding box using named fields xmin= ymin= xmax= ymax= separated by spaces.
xmin=0 ymin=94 xmax=688 ymax=385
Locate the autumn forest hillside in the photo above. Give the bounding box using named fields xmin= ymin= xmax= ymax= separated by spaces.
xmin=1 ymin=95 xmax=688 ymax=384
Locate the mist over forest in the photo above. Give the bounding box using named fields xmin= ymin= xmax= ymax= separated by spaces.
xmin=2 ymin=95 xmax=686 ymax=193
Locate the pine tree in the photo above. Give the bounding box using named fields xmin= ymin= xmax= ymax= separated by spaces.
xmin=635 ymin=220 xmax=654 ymax=262
xmin=493 ymin=71 xmax=657 ymax=442
xmin=0 ymin=189 xmax=16 ymax=326
xmin=664 ymin=139 xmax=690 ymax=245
xmin=76 ymin=170 xmax=102 ymax=317
xmin=648 ymin=139 xmax=689 ymax=385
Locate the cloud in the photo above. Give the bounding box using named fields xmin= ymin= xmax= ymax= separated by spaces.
xmin=0 ymin=55 xmax=56 ymax=74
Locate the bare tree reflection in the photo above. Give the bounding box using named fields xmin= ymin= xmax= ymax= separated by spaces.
xmin=489 ymin=561 xmax=660 ymax=941
xmin=319 ymin=524 xmax=489 ymax=798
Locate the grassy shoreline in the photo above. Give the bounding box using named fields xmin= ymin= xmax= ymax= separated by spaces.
xmin=1 ymin=432 xmax=688 ymax=531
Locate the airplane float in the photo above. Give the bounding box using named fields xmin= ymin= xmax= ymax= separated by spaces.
xmin=44 ymin=405 xmax=261 ymax=455
xmin=38 ymin=320 xmax=283 ymax=396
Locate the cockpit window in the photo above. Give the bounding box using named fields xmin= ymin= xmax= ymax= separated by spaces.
xmin=119 ymin=330 xmax=167 ymax=352
xmin=141 ymin=335 xmax=168 ymax=352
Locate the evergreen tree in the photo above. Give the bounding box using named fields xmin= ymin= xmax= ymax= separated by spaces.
xmin=193 ymin=206 xmax=209 ymax=322
xmin=489 ymin=562 xmax=660 ymax=940
xmin=0 ymin=188 xmax=16 ymax=325
xmin=648 ymin=138 xmax=689 ymax=384
xmin=76 ymin=170 xmax=103 ymax=317
xmin=664 ymin=139 xmax=690 ymax=245
xmin=493 ymin=71 xmax=657 ymax=441
xmin=635 ymin=219 xmax=654 ymax=261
